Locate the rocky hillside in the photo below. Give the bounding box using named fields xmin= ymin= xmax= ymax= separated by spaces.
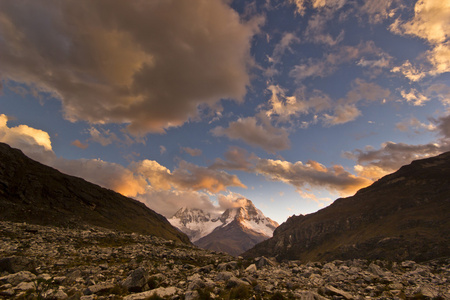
xmin=244 ymin=151 xmax=450 ymax=262
xmin=1 ymin=221 xmax=449 ymax=299
xmin=0 ymin=142 xmax=189 ymax=244
xmin=170 ymin=199 xmax=278 ymax=256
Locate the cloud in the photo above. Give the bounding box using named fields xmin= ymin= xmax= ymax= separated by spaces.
xmin=212 ymin=146 xmax=372 ymax=196
xmin=0 ymin=0 xmax=262 ymax=135
xmin=434 ymin=114 xmax=450 ymax=139
xmin=396 ymin=117 xmax=436 ymax=133
xmin=359 ymin=0 xmax=399 ymax=24
xmin=265 ymin=32 xmax=300 ymax=77
xmin=210 ymin=146 xmax=255 ymax=171
xmin=217 ymin=193 xmax=252 ymax=210
xmin=391 ymin=60 xmax=427 ymax=82
xmin=323 ymin=79 xmax=390 ymax=125
xmin=349 ymin=114 xmax=450 ymax=180
xmin=253 ymin=157 xmax=371 ymax=196
xmin=264 ymin=79 xmax=389 ymax=128
xmin=211 ymin=113 xmax=291 ymax=153
xmin=427 ymin=84 xmax=450 ymax=106
xmin=400 ymin=89 xmax=429 ymax=106
xmin=341 ymin=79 xmax=391 ymax=104
xmin=323 ymin=104 xmax=362 ymax=125
xmin=304 ymin=10 xmax=345 ymax=46
xmin=344 ymin=139 xmax=450 ymax=180
xmin=136 ymin=188 xmax=218 ymax=218
xmin=88 ymin=127 xmax=120 ymax=146
xmin=290 ymin=41 xmax=392 ymax=81
xmin=131 ymin=160 xmax=246 ymax=194
xmin=265 ymin=85 xmax=310 ymax=122
xmin=288 ymin=0 xmax=347 ymax=15
xmin=263 ymin=85 xmax=332 ymax=127
xmin=390 ymin=0 xmax=450 ymax=78
xmin=71 ymin=139 xmax=89 ymax=150
xmin=159 ymin=145 xmax=167 ymax=155
xmin=0 ymin=114 xmax=52 ymax=155
xmin=181 ymin=147 xmax=203 ymax=157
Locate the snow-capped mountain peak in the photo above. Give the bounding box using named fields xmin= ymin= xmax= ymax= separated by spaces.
xmin=169 ymin=198 xmax=279 ymax=248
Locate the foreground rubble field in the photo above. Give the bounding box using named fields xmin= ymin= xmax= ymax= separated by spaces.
xmin=0 ymin=221 xmax=449 ymax=299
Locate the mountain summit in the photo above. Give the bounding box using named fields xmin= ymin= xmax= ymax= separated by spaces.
xmin=169 ymin=198 xmax=278 ymax=256
xmin=244 ymin=151 xmax=450 ymax=262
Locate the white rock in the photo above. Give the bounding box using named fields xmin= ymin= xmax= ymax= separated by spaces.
xmin=245 ymin=264 xmax=257 ymax=273
xmin=123 ymin=286 xmax=180 ymax=300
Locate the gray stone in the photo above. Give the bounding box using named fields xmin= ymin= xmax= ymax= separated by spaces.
xmin=14 ymin=281 xmax=35 ymax=291
xmin=368 ymin=263 xmax=387 ymax=277
xmin=54 ymin=289 xmax=69 ymax=299
xmin=324 ymin=285 xmax=354 ymax=299
xmin=256 ymin=256 xmax=277 ymax=268
xmin=0 ymin=271 xmax=36 ymax=285
xmin=215 ymin=271 xmax=233 ymax=282
xmin=84 ymin=282 xmax=114 ymax=295
xmin=226 ymin=276 xmax=249 ymax=288
xmin=122 ymin=267 xmax=148 ymax=292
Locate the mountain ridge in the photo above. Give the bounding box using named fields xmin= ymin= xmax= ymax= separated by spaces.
xmin=169 ymin=199 xmax=278 ymax=255
xmin=0 ymin=142 xmax=190 ymax=244
xmin=244 ymin=151 xmax=450 ymax=262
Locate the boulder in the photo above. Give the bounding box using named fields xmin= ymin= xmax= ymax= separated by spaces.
xmin=122 ymin=267 xmax=149 ymax=292
xmin=0 ymin=257 xmax=35 ymax=274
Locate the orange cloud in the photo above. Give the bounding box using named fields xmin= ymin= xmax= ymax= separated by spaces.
xmin=71 ymin=139 xmax=88 ymax=149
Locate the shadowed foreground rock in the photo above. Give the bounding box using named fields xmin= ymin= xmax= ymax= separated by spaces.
xmin=1 ymin=221 xmax=449 ymax=299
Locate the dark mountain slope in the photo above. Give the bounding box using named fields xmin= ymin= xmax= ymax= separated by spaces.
xmin=195 ymin=219 xmax=269 ymax=256
xmin=0 ymin=142 xmax=190 ymax=244
xmin=244 ymin=151 xmax=450 ymax=262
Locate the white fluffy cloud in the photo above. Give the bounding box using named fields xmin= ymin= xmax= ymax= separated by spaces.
xmin=390 ymin=0 xmax=450 ymax=79
xmin=400 ymin=89 xmax=429 ymax=106
xmin=0 ymin=0 xmax=262 ymax=135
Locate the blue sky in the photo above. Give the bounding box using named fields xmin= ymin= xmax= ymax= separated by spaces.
xmin=1 ymin=0 xmax=449 ymax=224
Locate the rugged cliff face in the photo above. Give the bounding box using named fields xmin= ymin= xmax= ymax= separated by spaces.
xmin=244 ymin=151 xmax=450 ymax=262
xmin=0 ymin=142 xmax=190 ymax=244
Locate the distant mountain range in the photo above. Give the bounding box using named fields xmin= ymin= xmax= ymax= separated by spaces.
xmin=244 ymin=151 xmax=450 ymax=262
xmin=0 ymin=142 xmax=190 ymax=244
xmin=169 ymin=199 xmax=278 ymax=256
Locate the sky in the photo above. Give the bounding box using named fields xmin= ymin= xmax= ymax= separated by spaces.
xmin=0 ymin=0 xmax=449 ymax=224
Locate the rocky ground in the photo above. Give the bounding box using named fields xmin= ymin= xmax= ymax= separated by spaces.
xmin=0 ymin=221 xmax=449 ymax=299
